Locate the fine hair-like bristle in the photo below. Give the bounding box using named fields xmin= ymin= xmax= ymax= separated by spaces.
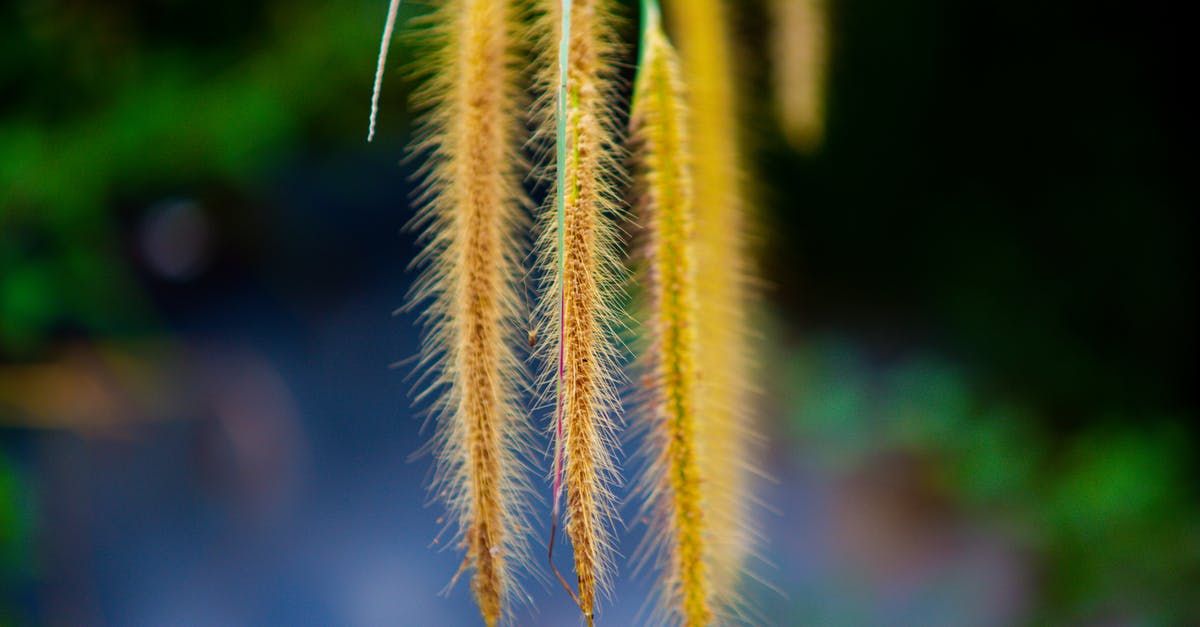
xmin=403 ymin=1 xmax=534 ymax=624
xmin=663 ymin=0 xmax=762 ymax=620
xmin=533 ymin=0 xmax=627 ymax=624
xmin=629 ymin=2 xmax=714 ymax=624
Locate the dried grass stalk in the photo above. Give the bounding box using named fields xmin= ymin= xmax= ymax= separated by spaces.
xmin=403 ymin=1 xmax=533 ymax=624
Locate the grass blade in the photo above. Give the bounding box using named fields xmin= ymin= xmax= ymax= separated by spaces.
xmin=368 ymin=0 xmax=403 ymax=142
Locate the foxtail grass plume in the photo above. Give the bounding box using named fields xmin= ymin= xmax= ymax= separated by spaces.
xmin=535 ymin=0 xmax=627 ymax=624
xmin=629 ymin=1 xmax=714 ymax=624
xmin=770 ymin=0 xmax=829 ymax=151
xmin=664 ymin=0 xmax=762 ymax=618
xmin=399 ymin=1 xmax=534 ymax=624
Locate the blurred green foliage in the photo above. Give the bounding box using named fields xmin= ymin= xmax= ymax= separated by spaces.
xmin=0 ymin=454 xmax=32 ymax=624
xmin=785 ymin=337 xmax=1200 ymax=622
xmin=0 ymin=0 xmax=416 ymax=357
xmin=0 ymin=6 xmax=410 ymax=617
xmin=1 ymin=3 xmax=419 ymax=620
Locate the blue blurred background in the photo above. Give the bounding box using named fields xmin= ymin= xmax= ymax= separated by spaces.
xmin=0 ymin=0 xmax=1194 ymax=625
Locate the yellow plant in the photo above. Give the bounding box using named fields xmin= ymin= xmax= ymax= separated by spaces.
xmin=664 ymin=0 xmax=760 ymax=618
xmin=383 ymin=1 xmax=534 ymax=624
xmin=535 ymin=0 xmax=627 ymax=625
xmin=629 ymin=1 xmax=714 ymax=624
xmin=372 ymin=0 xmax=767 ymax=622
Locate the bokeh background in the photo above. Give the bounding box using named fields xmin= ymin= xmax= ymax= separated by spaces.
xmin=1 ymin=0 xmax=1194 ymax=624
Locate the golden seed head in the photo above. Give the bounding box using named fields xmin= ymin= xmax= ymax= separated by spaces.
xmin=405 ymin=1 xmax=535 ymax=624
xmin=533 ymin=0 xmax=628 ymax=621
xmin=664 ymin=0 xmax=765 ymax=620
xmin=630 ymin=12 xmax=716 ymax=625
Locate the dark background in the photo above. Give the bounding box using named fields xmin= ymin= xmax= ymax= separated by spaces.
xmin=1 ymin=0 xmax=1195 ymax=624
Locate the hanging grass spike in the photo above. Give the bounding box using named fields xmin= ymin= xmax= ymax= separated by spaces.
xmin=629 ymin=0 xmax=714 ymax=623
xmin=663 ymin=0 xmax=762 ymax=618
xmin=535 ymin=0 xmax=627 ymax=624
xmin=400 ymin=1 xmax=534 ymax=624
